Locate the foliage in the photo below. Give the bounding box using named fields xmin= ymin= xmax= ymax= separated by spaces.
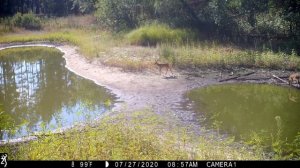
xmin=242 ymin=118 xmax=300 ymax=159
xmin=92 ymin=0 xmax=299 ymax=34
xmin=71 ymin=0 xmax=95 ymax=14
xmin=12 ymin=12 xmax=42 ymax=30
xmin=0 ymin=0 xmax=299 ymax=52
xmin=93 ymin=0 xmax=299 ymax=52
xmin=0 ymin=0 xmax=96 ymax=17
xmin=152 ymin=0 xmax=197 ymax=28
xmin=290 ymin=132 xmax=300 ymax=158
xmin=95 ymin=0 xmax=154 ymax=30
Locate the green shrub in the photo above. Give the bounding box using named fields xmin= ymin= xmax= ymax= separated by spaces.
xmin=12 ymin=12 xmax=42 ymax=30
xmin=11 ymin=12 xmax=23 ymax=27
xmin=126 ymin=23 xmax=194 ymax=46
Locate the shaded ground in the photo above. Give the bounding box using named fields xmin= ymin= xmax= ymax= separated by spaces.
xmin=0 ymin=42 xmax=295 ymax=142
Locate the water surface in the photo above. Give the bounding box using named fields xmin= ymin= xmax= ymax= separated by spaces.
xmin=0 ymin=47 xmax=115 ymax=140
xmin=188 ymin=83 xmax=300 ymax=145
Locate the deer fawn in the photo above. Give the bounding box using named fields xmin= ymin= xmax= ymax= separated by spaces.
xmin=154 ymin=60 xmax=173 ymax=75
xmin=288 ymin=73 xmax=300 ymax=86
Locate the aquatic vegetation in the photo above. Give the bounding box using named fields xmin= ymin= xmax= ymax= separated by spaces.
xmin=188 ymin=84 xmax=300 ymax=159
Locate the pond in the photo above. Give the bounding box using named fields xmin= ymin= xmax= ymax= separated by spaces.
xmin=187 ymin=83 xmax=300 ymax=157
xmin=0 ymin=47 xmax=115 ymax=140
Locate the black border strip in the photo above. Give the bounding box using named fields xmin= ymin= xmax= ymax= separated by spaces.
xmin=2 ymin=160 xmax=300 ymax=168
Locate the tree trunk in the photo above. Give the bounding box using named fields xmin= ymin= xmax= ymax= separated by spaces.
xmin=36 ymin=0 xmax=40 ymax=14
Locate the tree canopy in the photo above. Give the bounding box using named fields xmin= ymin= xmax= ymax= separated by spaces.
xmin=0 ymin=0 xmax=299 ymax=51
xmin=0 ymin=0 xmax=96 ymax=16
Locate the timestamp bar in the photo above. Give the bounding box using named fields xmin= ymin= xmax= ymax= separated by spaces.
xmin=4 ymin=160 xmax=300 ymax=168
xmin=111 ymin=161 xmax=299 ymax=168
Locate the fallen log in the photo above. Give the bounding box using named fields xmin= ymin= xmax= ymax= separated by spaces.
xmin=219 ymin=71 xmax=255 ymax=82
xmin=272 ymin=74 xmax=300 ymax=88
xmin=272 ymin=74 xmax=289 ymax=84
xmin=237 ymin=77 xmax=272 ymax=81
xmin=237 ymin=75 xmax=289 ymax=81
xmin=219 ymin=76 xmax=239 ymax=82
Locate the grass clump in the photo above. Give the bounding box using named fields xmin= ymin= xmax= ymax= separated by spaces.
xmin=126 ymin=23 xmax=194 ymax=46
xmin=0 ymin=109 xmax=263 ymax=160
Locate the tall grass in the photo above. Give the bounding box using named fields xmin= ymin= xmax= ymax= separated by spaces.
xmin=43 ymin=15 xmax=97 ymax=31
xmin=0 ymin=17 xmax=13 ymax=35
xmin=126 ymin=24 xmax=300 ymax=71
xmin=126 ymin=23 xmax=194 ymax=46
xmin=0 ymin=109 xmax=263 ymax=160
xmin=158 ymin=43 xmax=300 ymax=70
xmin=0 ymin=29 xmax=122 ymax=59
xmin=0 ymin=15 xmax=123 ymax=59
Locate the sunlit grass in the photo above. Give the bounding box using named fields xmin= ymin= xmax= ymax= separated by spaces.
xmin=158 ymin=43 xmax=300 ymax=70
xmin=0 ymin=29 xmax=123 ymax=59
xmin=0 ymin=46 xmax=63 ymax=57
xmin=0 ymin=109 xmax=263 ymax=160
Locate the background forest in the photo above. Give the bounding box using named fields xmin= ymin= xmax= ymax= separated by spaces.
xmin=0 ymin=0 xmax=299 ymax=53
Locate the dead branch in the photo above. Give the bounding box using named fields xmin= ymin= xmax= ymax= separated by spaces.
xmin=237 ymin=77 xmax=271 ymax=81
xmin=237 ymin=75 xmax=288 ymax=81
xmin=219 ymin=71 xmax=255 ymax=82
xmin=272 ymin=74 xmax=289 ymax=84
xmin=219 ymin=76 xmax=239 ymax=82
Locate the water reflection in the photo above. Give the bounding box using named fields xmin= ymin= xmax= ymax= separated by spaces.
xmin=188 ymin=84 xmax=300 ymax=142
xmin=0 ymin=47 xmax=115 ymax=140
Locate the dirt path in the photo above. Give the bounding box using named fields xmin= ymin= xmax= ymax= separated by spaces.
xmin=0 ymin=42 xmax=292 ymax=140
